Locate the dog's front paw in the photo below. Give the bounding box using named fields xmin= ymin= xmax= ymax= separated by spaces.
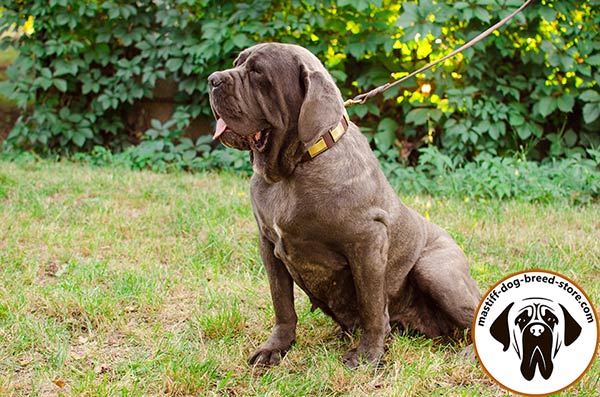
xmin=342 ymin=346 xmax=383 ymax=369
xmin=248 ymin=324 xmax=296 ymax=367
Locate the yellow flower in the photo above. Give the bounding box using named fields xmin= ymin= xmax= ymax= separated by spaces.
xmin=345 ymin=21 xmax=361 ymax=34
xmin=23 ymin=15 xmax=34 ymax=36
xmin=416 ymin=39 xmax=432 ymax=59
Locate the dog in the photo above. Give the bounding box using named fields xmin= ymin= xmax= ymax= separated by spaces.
xmin=490 ymin=298 xmax=582 ymax=380
xmin=208 ymin=43 xmax=481 ymax=368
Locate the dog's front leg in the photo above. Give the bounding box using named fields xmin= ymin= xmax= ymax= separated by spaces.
xmin=248 ymin=233 xmax=297 ymax=366
xmin=343 ymin=221 xmax=391 ymax=368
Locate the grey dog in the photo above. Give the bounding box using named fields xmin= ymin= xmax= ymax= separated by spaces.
xmin=208 ymin=43 xmax=481 ymax=368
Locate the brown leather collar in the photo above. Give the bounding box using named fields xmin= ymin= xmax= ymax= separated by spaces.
xmin=301 ymin=112 xmax=350 ymax=162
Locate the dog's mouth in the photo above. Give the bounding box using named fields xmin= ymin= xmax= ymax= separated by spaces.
xmin=213 ymin=117 xmax=270 ymax=152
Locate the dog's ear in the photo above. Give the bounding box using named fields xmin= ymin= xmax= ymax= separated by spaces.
xmin=560 ymin=304 xmax=582 ymax=346
xmin=233 ymin=46 xmax=255 ymax=67
xmin=297 ymin=66 xmax=345 ymax=145
xmin=490 ymin=302 xmax=514 ymax=351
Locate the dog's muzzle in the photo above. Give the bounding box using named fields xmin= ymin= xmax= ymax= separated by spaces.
xmin=521 ymin=321 xmax=554 ymax=380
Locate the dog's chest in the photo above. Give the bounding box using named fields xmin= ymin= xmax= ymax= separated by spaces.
xmin=254 ymin=199 xmax=345 ymax=272
xmin=252 ymin=180 xmax=353 ymax=296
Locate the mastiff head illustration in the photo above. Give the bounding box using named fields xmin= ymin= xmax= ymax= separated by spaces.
xmin=490 ymin=298 xmax=582 ymax=380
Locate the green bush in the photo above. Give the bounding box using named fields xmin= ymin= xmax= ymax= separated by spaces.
xmin=394 ymin=146 xmax=600 ymax=203
xmin=1 ymin=0 xmax=599 ymax=165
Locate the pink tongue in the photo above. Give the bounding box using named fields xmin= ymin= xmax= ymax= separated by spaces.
xmin=213 ymin=118 xmax=228 ymax=140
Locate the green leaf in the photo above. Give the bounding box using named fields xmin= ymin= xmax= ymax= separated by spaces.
xmin=474 ymin=7 xmax=490 ymax=22
xmin=166 ymin=58 xmax=183 ymax=72
xmin=56 ymin=13 xmax=71 ymax=26
xmin=54 ymin=78 xmax=67 ymax=92
xmin=492 ymin=121 xmax=506 ymax=140
xmin=474 ymin=119 xmax=492 ymax=137
xmin=538 ymin=96 xmax=557 ymax=117
xmin=397 ymin=3 xmax=418 ymax=28
xmin=337 ymin=0 xmax=354 ymax=7
xmin=529 ymin=122 xmax=543 ymax=137
xmin=374 ymin=119 xmax=397 ymax=151
xmin=586 ymin=54 xmax=600 ymax=66
xmin=345 ymin=43 xmax=367 ymax=59
xmin=564 ymin=129 xmax=578 ymax=147
xmin=108 ymin=6 xmax=120 ymax=19
xmin=580 ymin=90 xmax=600 ymax=103
xmin=231 ymin=34 xmax=249 ymax=48
xmin=509 ymin=112 xmax=524 ymax=127
xmin=405 ymin=108 xmax=429 ymax=126
xmin=150 ymin=119 xmax=163 ymax=130
xmin=329 ymin=70 xmax=347 ymax=83
xmin=183 ymin=149 xmax=197 ymax=162
xmin=538 ymin=6 xmax=556 ymax=22
xmin=430 ymin=109 xmax=443 ymax=122
xmin=354 ymin=0 xmax=370 ymax=12
xmin=377 ymin=118 xmax=399 ymax=134
xmin=35 ymin=77 xmax=53 ymax=90
xmin=583 ymin=103 xmax=600 ymax=124
xmin=338 ymin=0 xmax=369 ymax=11
xmin=351 ymin=105 xmax=369 ymax=119
xmin=41 ymin=68 xmax=53 ymax=79
xmin=72 ymin=133 xmax=86 ymax=147
xmin=59 ymin=107 xmax=70 ymax=119
xmin=556 ymin=94 xmax=574 ymax=113
xmin=54 ymin=60 xmax=78 ymax=76
xmin=517 ymin=125 xmax=531 ymax=140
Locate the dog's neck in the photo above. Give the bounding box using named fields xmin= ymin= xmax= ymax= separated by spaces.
xmin=251 ymin=111 xmax=350 ymax=184
xmin=250 ymin=132 xmax=303 ymax=184
xmin=300 ymin=112 xmax=350 ymax=163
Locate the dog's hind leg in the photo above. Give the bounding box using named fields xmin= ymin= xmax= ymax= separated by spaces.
xmin=410 ymin=231 xmax=481 ymax=331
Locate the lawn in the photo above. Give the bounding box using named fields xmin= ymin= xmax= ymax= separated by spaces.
xmin=0 ymin=159 xmax=598 ymax=396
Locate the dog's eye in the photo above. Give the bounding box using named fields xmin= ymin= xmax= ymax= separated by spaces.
xmin=541 ymin=309 xmax=558 ymax=326
xmin=515 ymin=310 xmax=532 ymax=330
xmin=246 ymin=60 xmax=264 ymax=75
xmin=544 ymin=316 xmax=557 ymax=328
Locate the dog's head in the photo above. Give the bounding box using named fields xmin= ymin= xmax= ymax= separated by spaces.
xmin=490 ymin=298 xmax=582 ymax=380
xmin=208 ymin=43 xmax=345 ymax=183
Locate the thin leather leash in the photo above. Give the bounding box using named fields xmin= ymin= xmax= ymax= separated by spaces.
xmin=343 ymin=0 xmax=536 ymax=107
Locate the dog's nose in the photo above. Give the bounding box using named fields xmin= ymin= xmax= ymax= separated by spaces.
xmin=208 ymin=72 xmax=226 ymax=89
xmin=530 ymin=324 xmax=545 ymax=337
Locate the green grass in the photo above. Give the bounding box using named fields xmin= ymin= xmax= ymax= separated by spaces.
xmin=0 ymin=159 xmax=598 ymax=396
